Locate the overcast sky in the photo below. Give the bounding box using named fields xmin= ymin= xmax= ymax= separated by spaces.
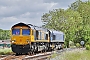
xmin=0 ymin=0 xmax=88 ymax=30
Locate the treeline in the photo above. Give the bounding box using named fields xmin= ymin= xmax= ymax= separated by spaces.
xmin=0 ymin=29 xmax=10 ymax=40
xmin=41 ymin=0 xmax=90 ymax=47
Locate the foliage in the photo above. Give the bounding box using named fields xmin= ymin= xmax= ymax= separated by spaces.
xmin=85 ymin=40 xmax=90 ymax=50
xmin=69 ymin=41 xmax=74 ymax=46
xmin=86 ymin=40 xmax=90 ymax=45
xmin=76 ymin=43 xmax=81 ymax=48
xmin=86 ymin=45 xmax=90 ymax=50
xmin=0 ymin=48 xmax=13 ymax=55
xmin=0 ymin=29 xmax=10 ymax=40
xmin=41 ymin=0 xmax=90 ymax=47
xmin=69 ymin=41 xmax=76 ymax=48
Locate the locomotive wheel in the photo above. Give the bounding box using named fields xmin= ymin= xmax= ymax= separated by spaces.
xmin=16 ymin=53 xmax=19 ymax=56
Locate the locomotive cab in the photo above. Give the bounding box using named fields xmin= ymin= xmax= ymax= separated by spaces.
xmin=49 ymin=30 xmax=64 ymax=50
xmin=11 ymin=23 xmax=32 ymax=53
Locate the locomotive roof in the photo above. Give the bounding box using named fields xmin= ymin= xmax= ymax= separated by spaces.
xmin=11 ymin=23 xmax=64 ymax=35
xmin=28 ymin=24 xmax=48 ymax=31
xmin=12 ymin=22 xmax=30 ymax=28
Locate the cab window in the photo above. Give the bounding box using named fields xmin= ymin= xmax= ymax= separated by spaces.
xmin=53 ymin=35 xmax=56 ymax=40
xmin=22 ymin=29 xmax=30 ymax=35
xmin=12 ymin=29 xmax=20 ymax=35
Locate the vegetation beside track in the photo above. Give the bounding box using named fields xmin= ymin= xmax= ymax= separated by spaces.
xmin=0 ymin=29 xmax=10 ymax=40
xmin=0 ymin=48 xmax=13 ymax=55
xmin=51 ymin=48 xmax=90 ymax=60
xmin=63 ymin=50 xmax=90 ymax=60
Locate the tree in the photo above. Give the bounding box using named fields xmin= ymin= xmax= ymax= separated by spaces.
xmin=0 ymin=29 xmax=10 ymax=40
xmin=41 ymin=0 xmax=90 ymax=47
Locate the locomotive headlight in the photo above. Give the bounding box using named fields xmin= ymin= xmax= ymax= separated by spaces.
xmin=27 ymin=40 xmax=30 ymax=43
xmin=11 ymin=40 xmax=15 ymax=43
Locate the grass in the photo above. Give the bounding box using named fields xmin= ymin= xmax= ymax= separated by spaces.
xmin=63 ymin=50 xmax=90 ymax=60
xmin=0 ymin=48 xmax=13 ymax=55
xmin=51 ymin=53 xmax=57 ymax=58
xmin=51 ymin=49 xmax=90 ymax=60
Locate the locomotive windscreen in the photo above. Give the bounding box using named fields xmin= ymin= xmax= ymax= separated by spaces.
xmin=12 ymin=29 xmax=20 ymax=35
xmin=22 ymin=29 xmax=30 ymax=35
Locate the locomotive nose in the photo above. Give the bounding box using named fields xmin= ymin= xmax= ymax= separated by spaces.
xmin=20 ymin=39 xmax=22 ymax=42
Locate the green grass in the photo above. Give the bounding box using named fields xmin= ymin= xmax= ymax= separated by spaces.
xmin=51 ymin=49 xmax=90 ymax=60
xmin=60 ymin=50 xmax=90 ymax=60
xmin=0 ymin=48 xmax=13 ymax=55
xmin=51 ymin=53 xmax=57 ymax=58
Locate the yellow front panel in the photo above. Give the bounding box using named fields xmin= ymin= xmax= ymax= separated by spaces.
xmin=11 ymin=26 xmax=31 ymax=45
xmin=30 ymin=35 xmax=35 ymax=42
xmin=11 ymin=26 xmax=36 ymax=45
xmin=11 ymin=36 xmax=31 ymax=45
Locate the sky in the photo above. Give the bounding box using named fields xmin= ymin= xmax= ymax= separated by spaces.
xmin=0 ymin=0 xmax=88 ymax=30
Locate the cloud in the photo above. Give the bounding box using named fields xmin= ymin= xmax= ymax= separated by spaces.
xmin=0 ymin=0 xmax=88 ymax=30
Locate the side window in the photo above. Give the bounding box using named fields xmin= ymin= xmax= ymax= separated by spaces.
xmin=45 ymin=34 xmax=48 ymax=40
xmin=41 ymin=32 xmax=44 ymax=40
xmin=36 ymin=30 xmax=38 ymax=40
xmin=53 ymin=35 xmax=56 ymax=40
xmin=63 ymin=35 xmax=64 ymax=41
xmin=44 ymin=33 xmax=46 ymax=40
xmin=38 ymin=31 xmax=41 ymax=40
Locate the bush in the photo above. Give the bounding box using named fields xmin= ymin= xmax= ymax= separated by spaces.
xmin=85 ymin=40 xmax=90 ymax=50
xmin=86 ymin=45 xmax=90 ymax=50
xmin=76 ymin=43 xmax=81 ymax=48
xmin=86 ymin=40 xmax=90 ymax=46
xmin=0 ymin=48 xmax=13 ymax=55
xmin=69 ymin=41 xmax=75 ymax=48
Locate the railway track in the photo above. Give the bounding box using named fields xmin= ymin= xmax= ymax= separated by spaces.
xmin=0 ymin=52 xmax=52 ymax=60
xmin=0 ymin=55 xmax=26 ymax=60
xmin=23 ymin=52 xmax=51 ymax=60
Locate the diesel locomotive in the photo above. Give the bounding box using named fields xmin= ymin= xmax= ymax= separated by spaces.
xmin=10 ymin=22 xmax=64 ymax=54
